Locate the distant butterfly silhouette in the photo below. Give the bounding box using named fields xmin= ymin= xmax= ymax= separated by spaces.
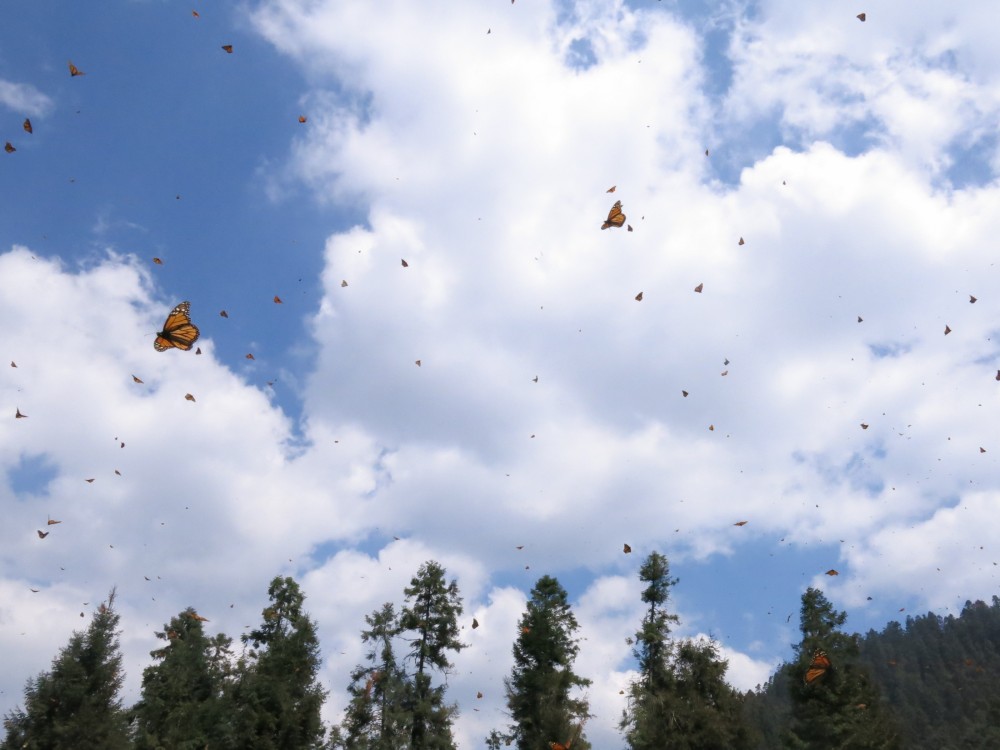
xmin=805 ymin=650 xmax=831 ymax=684
xmin=23 ymin=119 xmax=32 ymax=134
xmin=601 ymin=200 xmax=626 ymax=229
xmin=68 ymin=61 xmax=85 ymax=76
xmin=154 ymin=302 xmax=200 ymax=352
xmin=221 ymin=45 xmax=233 ymax=53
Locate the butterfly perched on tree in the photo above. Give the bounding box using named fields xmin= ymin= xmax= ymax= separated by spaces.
xmin=601 ymin=200 xmax=626 ymax=229
xmin=804 ymin=649 xmax=831 ymax=685
xmin=154 ymin=301 xmax=200 ymax=352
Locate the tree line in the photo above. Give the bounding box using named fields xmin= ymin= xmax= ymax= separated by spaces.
xmin=10 ymin=551 xmax=1000 ymax=748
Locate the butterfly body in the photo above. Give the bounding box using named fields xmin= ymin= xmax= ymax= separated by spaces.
xmin=154 ymin=301 xmax=200 ymax=351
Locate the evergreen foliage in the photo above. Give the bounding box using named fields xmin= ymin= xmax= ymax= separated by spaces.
xmin=130 ymin=607 xmax=235 ymax=749
xmin=621 ymin=552 xmax=750 ymax=750
xmin=340 ymin=603 xmax=411 ymax=749
xmin=784 ymin=587 xmax=900 ymax=749
xmin=232 ymin=576 xmax=328 ymax=750
xmin=9 ymin=573 xmax=1000 ymax=749
xmin=398 ymin=561 xmax=466 ymax=750
xmin=493 ymin=575 xmax=591 ymax=750
xmin=1 ymin=590 xmax=130 ymax=750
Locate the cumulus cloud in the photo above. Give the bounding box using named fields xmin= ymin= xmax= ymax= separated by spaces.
xmin=5 ymin=1 xmax=1000 ymax=745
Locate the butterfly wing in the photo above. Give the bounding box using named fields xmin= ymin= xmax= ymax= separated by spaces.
xmin=155 ymin=301 xmax=201 ymax=351
xmin=804 ymin=650 xmax=831 ymax=684
xmin=601 ymin=200 xmax=626 ymax=230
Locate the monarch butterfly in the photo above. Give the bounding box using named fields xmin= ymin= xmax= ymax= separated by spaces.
xmin=23 ymin=118 xmax=32 ymax=134
xmin=37 ymin=530 xmax=49 ymax=539
xmin=221 ymin=44 xmax=233 ymax=53
xmin=601 ymin=200 xmax=626 ymax=229
xmin=805 ymin=650 xmax=831 ymax=684
xmin=154 ymin=301 xmax=200 ymax=352
xmin=4 ymin=142 xmax=14 ymax=153
xmin=623 ymin=543 xmax=632 ymax=553
xmin=298 ymin=115 xmax=307 ymax=123
xmin=68 ymin=61 xmax=85 ymax=76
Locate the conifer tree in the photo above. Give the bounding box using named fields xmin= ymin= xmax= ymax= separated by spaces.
xmin=621 ymin=552 xmax=749 ymax=749
xmin=233 ymin=576 xmax=328 ymax=749
xmin=340 ymin=603 xmax=411 ymax=749
xmin=398 ymin=560 xmax=465 ymax=750
xmin=1 ymin=590 xmax=130 ymax=750
xmin=496 ymin=575 xmax=591 ymax=750
xmin=786 ymin=587 xmax=900 ymax=749
xmin=131 ymin=607 xmax=236 ymax=748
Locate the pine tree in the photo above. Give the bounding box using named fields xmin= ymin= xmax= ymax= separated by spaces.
xmin=1 ymin=590 xmax=130 ymax=750
xmin=621 ymin=552 xmax=749 ymax=749
xmin=233 ymin=576 xmax=328 ymax=749
xmin=398 ymin=561 xmax=465 ymax=750
xmin=497 ymin=575 xmax=591 ymax=750
xmin=786 ymin=587 xmax=900 ymax=749
xmin=340 ymin=603 xmax=411 ymax=749
xmin=131 ymin=607 xmax=236 ymax=748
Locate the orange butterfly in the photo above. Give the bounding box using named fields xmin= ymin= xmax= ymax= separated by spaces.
xmin=298 ymin=115 xmax=307 ymax=123
xmin=23 ymin=119 xmax=32 ymax=134
xmin=185 ymin=393 xmax=196 ymax=402
xmin=132 ymin=375 xmax=144 ymax=384
xmin=152 ymin=257 xmax=163 ymax=265
xmin=154 ymin=301 xmax=200 ymax=352
xmin=857 ymin=13 xmax=866 ymax=22
xmin=4 ymin=142 xmax=14 ymax=153
xmin=273 ymin=295 xmax=283 ymax=303
xmin=221 ymin=44 xmax=233 ymax=53
xmin=804 ymin=649 xmax=831 ymax=684
xmin=68 ymin=61 xmax=85 ymax=76
xmin=623 ymin=543 xmax=632 ymax=553
xmin=601 ymin=200 xmax=626 ymax=230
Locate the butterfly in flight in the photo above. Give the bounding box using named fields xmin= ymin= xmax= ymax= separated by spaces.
xmin=154 ymin=301 xmax=200 ymax=352
xmin=601 ymin=200 xmax=626 ymax=230
xmin=23 ymin=119 xmax=32 ymax=134
xmin=804 ymin=649 xmax=831 ymax=685
xmin=68 ymin=61 xmax=85 ymax=76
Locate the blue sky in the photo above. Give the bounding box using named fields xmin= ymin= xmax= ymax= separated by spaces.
xmin=3 ymin=1 xmax=1000 ymax=746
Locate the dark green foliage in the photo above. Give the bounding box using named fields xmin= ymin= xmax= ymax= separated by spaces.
xmin=131 ymin=607 xmax=236 ymax=749
xmin=340 ymin=603 xmax=411 ymax=749
xmin=621 ymin=552 xmax=750 ymax=750
xmin=495 ymin=575 xmax=591 ymax=750
xmin=1 ymin=590 xmax=130 ymax=750
xmin=398 ymin=561 xmax=466 ymax=750
xmin=785 ymin=588 xmax=900 ymax=749
xmin=233 ymin=576 xmax=328 ymax=750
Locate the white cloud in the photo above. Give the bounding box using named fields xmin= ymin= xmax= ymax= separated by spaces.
xmin=0 ymin=80 xmax=54 ymax=117
xmin=6 ymin=1 xmax=1000 ymax=745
